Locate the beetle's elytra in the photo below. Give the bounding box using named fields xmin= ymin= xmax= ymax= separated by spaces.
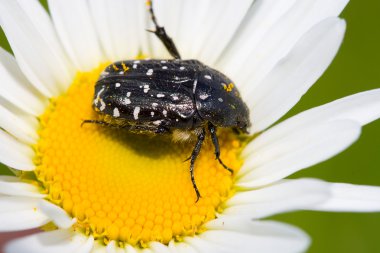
xmin=83 ymin=0 xmax=250 ymax=202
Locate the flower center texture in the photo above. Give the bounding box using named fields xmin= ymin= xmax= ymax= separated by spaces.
xmin=33 ymin=64 xmax=244 ymax=247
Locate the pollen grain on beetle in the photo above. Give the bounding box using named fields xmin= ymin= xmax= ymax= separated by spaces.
xmin=33 ymin=64 xmax=244 ymax=247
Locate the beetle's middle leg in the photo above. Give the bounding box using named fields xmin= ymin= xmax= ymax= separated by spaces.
xmin=146 ymin=0 xmax=181 ymax=59
xmin=208 ymin=122 xmax=234 ymax=174
xmin=188 ymin=127 xmax=206 ymax=202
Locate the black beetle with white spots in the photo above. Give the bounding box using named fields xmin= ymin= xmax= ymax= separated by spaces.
xmin=83 ymin=0 xmax=250 ymax=202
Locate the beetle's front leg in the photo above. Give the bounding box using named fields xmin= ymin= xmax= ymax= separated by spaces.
xmin=188 ymin=127 xmax=206 ymax=202
xmin=146 ymin=0 xmax=181 ymax=59
xmin=208 ymin=122 xmax=234 ymax=174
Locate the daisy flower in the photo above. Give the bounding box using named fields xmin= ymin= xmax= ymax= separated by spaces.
xmin=0 ymin=0 xmax=380 ymax=252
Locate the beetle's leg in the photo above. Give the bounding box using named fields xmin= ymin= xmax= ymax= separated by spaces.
xmin=81 ymin=119 xmax=119 ymax=128
xmin=188 ymin=127 xmax=205 ymax=202
xmin=146 ymin=0 xmax=181 ymax=59
xmin=208 ymin=122 xmax=234 ymax=174
xmin=82 ymin=120 xmax=169 ymax=133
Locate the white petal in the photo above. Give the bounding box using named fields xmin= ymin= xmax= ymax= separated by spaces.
xmin=187 ymin=220 xmax=309 ymax=253
xmin=0 ymin=102 xmax=38 ymax=144
xmin=220 ymin=0 xmax=348 ymax=91
xmin=125 ymin=245 xmax=140 ymax=253
xmin=174 ymin=0 xmax=212 ymax=58
xmin=216 ymin=0 xmax=296 ymax=70
xmin=48 ymin=0 xmax=105 ymax=71
xmin=253 ymin=89 xmax=380 ymax=150
xmin=149 ymin=242 xmax=171 ymax=253
xmin=191 ymin=0 xmax=253 ymax=65
xmin=106 ymin=241 xmax=116 ymax=253
xmin=149 ymin=0 xmax=252 ymax=62
xmin=0 ymin=0 xmax=74 ymax=96
xmin=239 ymin=120 xmax=361 ymax=187
xmin=4 ymin=230 xmax=92 ymax=253
xmin=89 ymin=0 xmax=149 ymax=61
xmin=75 ymin=236 xmax=94 ymax=253
xmin=168 ymin=241 xmax=198 ymax=253
xmin=225 ymin=179 xmax=329 ymax=218
xmin=38 ymin=200 xmax=75 ymax=229
xmin=0 ymin=47 xmax=46 ymax=115
xmin=249 ymin=18 xmax=346 ymax=132
xmin=0 ymin=176 xmax=45 ymax=198
xmin=0 ymin=196 xmax=50 ymax=232
xmin=0 ymin=130 xmax=35 ymax=171
xmin=309 ymin=183 xmax=380 ymax=212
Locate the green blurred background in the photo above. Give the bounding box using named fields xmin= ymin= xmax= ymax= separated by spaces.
xmin=0 ymin=0 xmax=379 ymax=252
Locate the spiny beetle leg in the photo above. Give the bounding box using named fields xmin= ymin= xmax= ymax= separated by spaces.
xmin=188 ymin=127 xmax=206 ymax=202
xmin=208 ymin=122 xmax=234 ymax=174
xmin=146 ymin=0 xmax=181 ymax=59
xmin=82 ymin=119 xmax=169 ymax=133
xmin=81 ymin=119 xmax=118 ymax=128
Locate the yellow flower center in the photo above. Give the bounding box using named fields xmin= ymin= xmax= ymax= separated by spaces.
xmin=33 ymin=64 xmax=244 ymax=247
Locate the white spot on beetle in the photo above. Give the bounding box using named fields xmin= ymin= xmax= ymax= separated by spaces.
xmin=127 ymin=92 xmax=131 ymax=97
xmin=157 ymin=94 xmax=165 ymax=98
xmin=199 ymin=94 xmax=209 ymax=100
xmin=115 ymin=83 xmax=121 ymax=88
xmin=133 ymin=107 xmax=140 ymax=119
xmin=123 ymin=98 xmax=131 ymax=104
xmin=139 ymin=85 xmax=142 ymax=88
xmin=119 ymin=71 xmax=124 ymax=75
xmin=218 ymin=98 xmax=224 ymax=102
xmin=99 ymin=100 xmax=106 ymax=111
xmin=143 ymin=85 xmax=150 ymax=93
xmin=134 ymin=60 xmax=140 ymax=63
xmin=204 ymin=75 xmax=212 ymax=80
xmin=152 ymin=103 xmax=158 ymax=107
xmin=96 ymin=87 xmax=105 ymax=98
xmin=161 ymin=60 xmax=167 ymax=63
xmin=146 ymin=69 xmax=153 ymax=76
xmin=175 ymin=76 xmax=179 ymax=80
xmin=180 ymin=66 xmax=185 ymax=70
xmin=163 ymin=110 xmax=167 ymax=117
xmin=101 ymin=71 xmax=109 ymax=76
xmin=113 ymin=107 xmax=120 ymax=117
xmin=94 ymin=87 xmax=105 ymax=106
xmin=153 ymin=120 xmax=162 ymax=125
xmin=133 ymin=64 xmax=137 ymax=69
xmin=162 ymin=66 xmax=168 ymax=70
xmin=192 ymin=79 xmax=198 ymax=93
xmin=151 ymin=111 xmax=155 ymax=116
xmin=176 ymin=119 xmax=179 ymax=122
xmin=171 ymin=94 xmax=179 ymax=100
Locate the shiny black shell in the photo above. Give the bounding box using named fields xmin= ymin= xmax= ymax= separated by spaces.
xmin=93 ymin=59 xmax=250 ymax=132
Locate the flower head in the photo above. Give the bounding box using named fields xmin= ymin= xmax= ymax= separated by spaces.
xmin=0 ymin=0 xmax=380 ymax=253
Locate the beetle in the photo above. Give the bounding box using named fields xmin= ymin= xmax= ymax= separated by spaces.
xmin=83 ymin=0 xmax=250 ymax=202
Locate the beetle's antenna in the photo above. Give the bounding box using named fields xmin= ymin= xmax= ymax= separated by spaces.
xmin=146 ymin=0 xmax=182 ymax=59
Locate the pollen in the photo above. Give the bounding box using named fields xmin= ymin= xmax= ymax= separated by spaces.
xmin=121 ymin=62 xmax=129 ymax=72
xmin=223 ymin=83 xmax=234 ymax=92
xmin=34 ymin=64 xmax=244 ymax=247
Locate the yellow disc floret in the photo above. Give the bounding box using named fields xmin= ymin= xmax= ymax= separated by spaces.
xmin=34 ymin=64 xmax=244 ymax=247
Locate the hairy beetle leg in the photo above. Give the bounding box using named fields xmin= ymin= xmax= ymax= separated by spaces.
xmin=188 ymin=128 xmax=206 ymax=202
xmin=81 ymin=119 xmax=170 ymax=133
xmin=147 ymin=0 xmax=181 ymax=59
xmin=81 ymin=119 xmax=116 ymax=128
xmin=208 ymin=122 xmax=234 ymax=174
